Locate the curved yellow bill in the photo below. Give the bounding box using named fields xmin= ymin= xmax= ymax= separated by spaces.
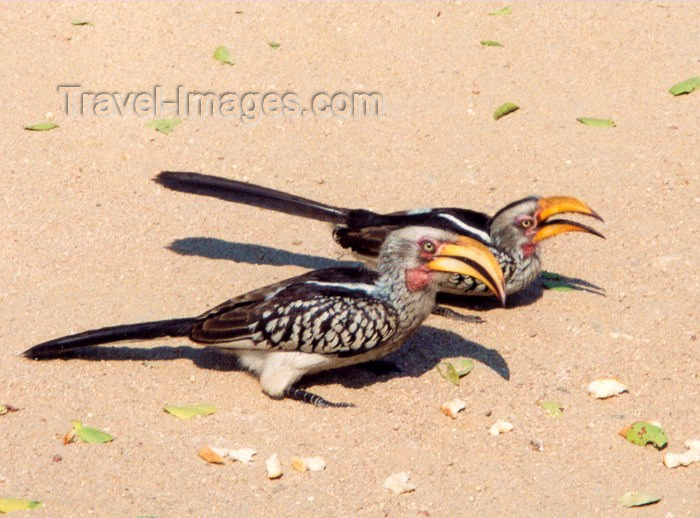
xmin=534 ymin=218 xmax=606 ymax=243
xmin=537 ymin=196 xmax=603 ymax=223
xmin=426 ymin=236 xmax=506 ymax=306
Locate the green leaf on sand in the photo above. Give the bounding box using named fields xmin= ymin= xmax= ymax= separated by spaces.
xmin=71 ymin=420 xmax=114 ymax=444
xmin=146 ymin=118 xmax=181 ymax=135
xmin=481 ymin=41 xmax=503 ymax=47
xmin=542 ymin=279 xmax=575 ymax=292
xmin=493 ymin=102 xmax=519 ymax=120
xmin=71 ymin=19 xmax=92 ymax=26
xmin=213 ymin=46 xmax=235 ymax=65
xmin=437 ymin=359 xmax=474 ymax=386
xmin=619 ymin=491 xmax=662 ymax=508
xmin=539 ymin=401 xmax=564 ymax=418
xmin=268 ymin=41 xmax=281 ymax=49
xmin=622 ymin=421 xmax=668 ymax=449
xmin=577 ymin=117 xmax=615 ymax=128
xmin=164 ymin=404 xmax=217 ymax=420
xmin=668 ymin=76 xmax=700 ymax=96
xmin=24 ymin=122 xmax=58 ymax=131
xmin=0 ymin=498 xmax=43 ymax=513
xmin=489 ymin=6 xmax=512 ymax=16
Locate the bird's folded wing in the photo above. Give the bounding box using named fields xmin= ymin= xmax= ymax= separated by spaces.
xmin=190 ymin=268 xmax=398 ymax=356
xmin=334 ymin=208 xmax=493 ymax=258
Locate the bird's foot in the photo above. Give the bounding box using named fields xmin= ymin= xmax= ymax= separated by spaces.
xmin=433 ymin=305 xmax=485 ymax=324
xmin=357 ymin=360 xmax=402 ymax=376
xmin=283 ymin=387 xmax=355 ymax=408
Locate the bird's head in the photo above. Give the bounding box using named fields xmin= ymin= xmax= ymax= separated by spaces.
xmin=378 ymin=226 xmax=506 ymax=305
xmin=489 ymin=196 xmax=604 ymax=259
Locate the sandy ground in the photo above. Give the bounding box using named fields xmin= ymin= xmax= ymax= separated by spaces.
xmin=2 ymin=1 xmax=699 ymax=516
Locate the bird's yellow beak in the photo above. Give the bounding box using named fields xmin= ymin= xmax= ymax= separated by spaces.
xmin=534 ymin=196 xmax=605 ymax=243
xmin=426 ymin=236 xmax=506 ymax=306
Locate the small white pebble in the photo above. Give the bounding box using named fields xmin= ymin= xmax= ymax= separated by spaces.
xmin=489 ymin=420 xmax=513 ymax=436
xmin=45 ymin=111 xmax=55 ymax=120
xmin=291 ymin=456 xmax=326 ymax=472
xmin=609 ymin=331 xmax=634 ymax=340
xmin=664 ymin=439 xmax=700 ymax=469
xmin=228 ymin=448 xmax=257 ymax=463
xmin=209 ymin=446 xmax=257 ymax=463
xmin=441 ymin=398 xmax=466 ymax=419
xmin=383 ymin=471 xmax=416 ymax=495
xmin=685 ymin=439 xmax=700 ymax=452
xmin=265 ymin=453 xmax=283 ymax=479
xmin=587 ymin=378 xmax=628 ymax=399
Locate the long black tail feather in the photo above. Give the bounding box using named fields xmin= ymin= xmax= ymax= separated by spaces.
xmin=23 ymin=318 xmax=197 ymax=359
xmin=155 ymin=172 xmax=352 ymax=225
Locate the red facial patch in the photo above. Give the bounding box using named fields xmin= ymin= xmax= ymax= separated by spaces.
xmin=521 ymin=242 xmax=537 ymax=258
xmin=406 ymin=267 xmax=432 ymax=292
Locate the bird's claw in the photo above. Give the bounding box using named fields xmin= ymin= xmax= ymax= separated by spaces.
xmin=284 ymin=387 xmax=355 ymax=408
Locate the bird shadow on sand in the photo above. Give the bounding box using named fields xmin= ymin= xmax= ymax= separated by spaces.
xmin=168 ymin=237 xmax=603 ymax=313
xmin=31 ymin=326 xmax=509 ymax=394
xmin=167 ymin=237 xmax=361 ymax=270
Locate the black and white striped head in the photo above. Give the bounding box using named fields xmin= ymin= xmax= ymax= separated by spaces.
xmin=377 ymin=226 xmax=506 ymax=305
xmin=489 ymin=196 xmax=604 ymax=259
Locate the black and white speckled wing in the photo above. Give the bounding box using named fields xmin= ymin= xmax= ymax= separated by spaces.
xmin=190 ymin=267 xmax=398 ymax=357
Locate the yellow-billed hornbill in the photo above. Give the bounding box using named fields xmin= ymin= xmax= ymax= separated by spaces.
xmin=154 ymin=172 xmax=604 ymax=300
xmin=23 ymin=227 xmax=505 ymax=407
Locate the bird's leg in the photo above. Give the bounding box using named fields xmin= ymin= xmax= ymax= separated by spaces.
xmin=357 ymin=360 xmax=402 ymax=375
xmin=283 ymin=386 xmax=355 ymax=408
xmin=432 ymin=305 xmax=485 ymax=324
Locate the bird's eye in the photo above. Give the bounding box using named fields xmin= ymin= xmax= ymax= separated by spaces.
xmin=420 ymin=240 xmax=436 ymax=253
xmin=520 ymin=219 xmax=533 ymax=228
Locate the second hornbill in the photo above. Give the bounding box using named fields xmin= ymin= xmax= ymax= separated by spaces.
xmin=155 ymin=172 xmax=604 ymax=301
xmin=24 ymin=227 xmax=506 ymax=407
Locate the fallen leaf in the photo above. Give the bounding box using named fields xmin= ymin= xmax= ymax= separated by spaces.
xmin=619 ymin=491 xmax=662 ymax=508
xmin=576 ymin=117 xmax=616 ymax=128
xmin=0 ymin=498 xmax=43 ymax=513
xmin=268 ymin=41 xmax=281 ymax=49
xmin=0 ymin=405 xmax=19 ymax=416
xmin=452 ymin=358 xmax=474 ymax=377
xmin=620 ymin=421 xmax=668 ymax=449
xmin=493 ymin=102 xmax=519 ymax=120
xmin=71 ymin=420 xmax=114 ymax=444
xmin=62 ymin=429 xmax=76 ymax=445
xmin=71 ymin=19 xmax=92 ymax=26
xmin=213 ymin=46 xmax=235 ymax=65
xmin=437 ymin=362 xmax=459 ymax=385
xmin=24 ymin=122 xmax=59 ymax=131
xmin=542 ymin=279 xmax=575 ymax=291
xmin=539 ymin=401 xmax=564 ymax=418
xmin=489 ymin=6 xmax=512 ymax=16
xmin=668 ymin=76 xmax=700 ymax=96
xmin=146 ymin=118 xmax=181 ymax=135
xmin=480 ymin=40 xmax=503 ymax=47
xmin=198 ymin=446 xmax=225 ymax=464
xmin=163 ymin=404 xmax=216 ymax=419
